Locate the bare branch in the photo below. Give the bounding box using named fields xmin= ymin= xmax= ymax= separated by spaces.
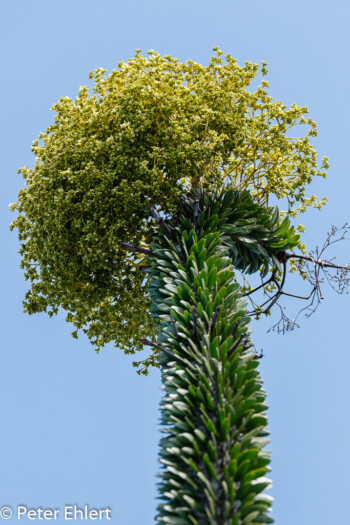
xmin=260 ymin=223 xmax=350 ymax=333
xmin=280 ymin=289 xmax=316 ymax=301
xmin=284 ymin=251 xmax=350 ymax=272
xmin=267 ymin=304 xmax=300 ymax=334
xmin=261 ymin=261 xmax=287 ymax=315
xmin=243 ymin=268 xmax=277 ymax=297
xmin=118 ymin=241 xmax=152 ymax=255
xmin=149 ymin=206 xmax=177 ymax=243
xmin=140 ymin=338 xmax=183 ymax=364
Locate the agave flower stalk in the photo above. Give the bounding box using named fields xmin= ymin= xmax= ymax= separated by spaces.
xmin=147 ymin=190 xmax=298 ymax=524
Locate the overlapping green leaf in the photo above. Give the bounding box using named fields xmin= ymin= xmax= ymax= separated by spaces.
xmin=148 ymin=191 xmax=277 ymax=524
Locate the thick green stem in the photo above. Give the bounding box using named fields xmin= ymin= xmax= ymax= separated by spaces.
xmin=148 ymin=192 xmax=274 ymax=524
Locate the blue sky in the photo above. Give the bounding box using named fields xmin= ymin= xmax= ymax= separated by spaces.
xmin=1 ymin=0 xmax=350 ymax=523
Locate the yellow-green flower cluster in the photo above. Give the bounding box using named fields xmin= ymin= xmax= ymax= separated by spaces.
xmin=10 ymin=49 xmax=327 ymax=358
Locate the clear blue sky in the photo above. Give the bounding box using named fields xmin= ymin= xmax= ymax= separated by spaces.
xmin=1 ymin=1 xmax=349 ymax=523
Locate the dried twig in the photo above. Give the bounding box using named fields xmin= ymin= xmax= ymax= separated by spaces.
xmin=118 ymin=241 xmax=152 ymax=255
xmin=140 ymin=338 xmax=183 ymax=364
xmin=150 ymin=206 xmax=177 ymax=243
xmin=248 ymin=223 xmax=350 ymax=334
